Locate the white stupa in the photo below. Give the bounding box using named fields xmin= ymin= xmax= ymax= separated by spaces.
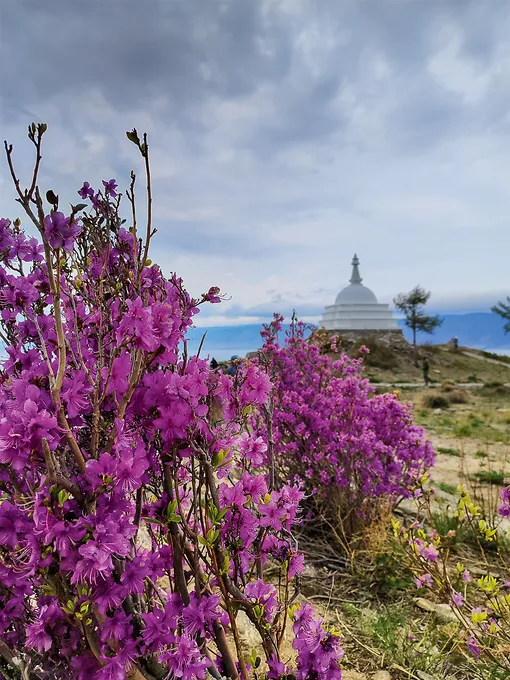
xmin=321 ymin=254 xmax=399 ymax=331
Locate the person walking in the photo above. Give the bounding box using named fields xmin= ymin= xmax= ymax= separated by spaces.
xmin=423 ymin=357 xmax=430 ymax=386
xmin=227 ymin=355 xmax=240 ymax=377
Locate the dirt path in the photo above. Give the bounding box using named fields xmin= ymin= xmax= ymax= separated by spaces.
xmin=376 ymin=381 xmax=510 ymax=388
xmin=460 ymin=350 xmax=510 ymax=368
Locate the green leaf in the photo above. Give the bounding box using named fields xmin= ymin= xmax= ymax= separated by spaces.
xmin=208 ymin=504 xmax=218 ymax=521
xmin=143 ymin=517 xmax=163 ymax=526
xmin=216 ymin=507 xmax=229 ymax=522
xmin=39 ymin=123 xmax=48 ymax=134
xmin=126 ymin=129 xmax=140 ymax=145
xmin=212 ymin=448 xmax=229 ymax=468
xmin=46 ymin=189 xmax=59 ymax=206
xmin=165 ymin=499 xmax=178 ymax=519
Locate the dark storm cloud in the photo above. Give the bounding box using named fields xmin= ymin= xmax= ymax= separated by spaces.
xmin=1 ymin=0 xmax=510 ymax=320
xmin=0 ymin=0 xmax=291 ymax=124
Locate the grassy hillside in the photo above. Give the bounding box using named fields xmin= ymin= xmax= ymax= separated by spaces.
xmin=345 ymin=339 xmax=510 ymax=384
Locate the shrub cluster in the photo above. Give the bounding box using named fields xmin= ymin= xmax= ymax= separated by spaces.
xmin=0 ymin=127 xmax=344 ymax=680
xmin=252 ymin=317 xmax=435 ymax=539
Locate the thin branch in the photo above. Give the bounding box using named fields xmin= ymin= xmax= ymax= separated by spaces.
xmin=140 ymin=133 xmax=153 ymax=271
xmin=42 ymin=438 xmax=84 ymax=503
xmin=27 ymin=124 xmax=44 ymax=201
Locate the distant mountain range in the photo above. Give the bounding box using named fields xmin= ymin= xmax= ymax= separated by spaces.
xmin=187 ymin=312 xmax=510 ymax=360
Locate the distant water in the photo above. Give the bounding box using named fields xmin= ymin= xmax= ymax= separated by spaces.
xmin=186 ymin=346 xmax=256 ymax=362
xmin=490 ymin=348 xmax=510 ymax=356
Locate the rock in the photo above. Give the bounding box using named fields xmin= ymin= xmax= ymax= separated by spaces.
xmin=417 ymin=672 xmax=439 ymax=680
xmin=413 ymin=597 xmax=457 ymax=623
xmin=343 ymin=672 xmax=367 ymax=680
xmin=372 ymin=672 xmax=392 ymax=680
xmin=235 ymin=610 xmax=260 ymax=650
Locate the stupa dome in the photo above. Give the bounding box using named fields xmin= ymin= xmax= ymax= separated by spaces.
xmin=335 ymin=283 xmax=378 ymax=305
xmin=320 ymin=254 xmax=399 ymax=332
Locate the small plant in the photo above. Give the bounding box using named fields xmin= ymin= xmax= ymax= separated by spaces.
xmin=454 ymin=423 xmax=473 ymax=438
xmin=437 ymin=447 xmax=460 ymax=457
xmin=397 ymin=483 xmax=510 ymax=673
xmin=437 ymin=481 xmax=457 ymax=495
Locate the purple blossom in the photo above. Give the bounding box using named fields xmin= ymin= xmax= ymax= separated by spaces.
xmin=450 ymin=590 xmax=464 ymax=607
xmin=102 ymin=178 xmax=118 ymax=197
xmin=466 ymin=636 xmax=481 ymax=659
xmin=78 ymin=181 xmax=94 ymax=199
xmin=43 ymin=211 xmax=82 ymax=250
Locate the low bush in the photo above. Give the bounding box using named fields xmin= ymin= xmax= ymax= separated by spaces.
xmin=446 ymin=389 xmax=469 ymax=404
xmin=423 ymin=394 xmax=450 ymax=409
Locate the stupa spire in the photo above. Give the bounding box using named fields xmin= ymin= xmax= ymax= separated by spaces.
xmin=349 ymin=253 xmax=362 ymax=285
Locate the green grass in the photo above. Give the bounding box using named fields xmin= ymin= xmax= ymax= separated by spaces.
xmin=436 ymin=446 xmax=460 ymax=457
xmin=475 ymin=449 xmax=488 ymax=458
xmin=436 ymin=481 xmax=457 ymax=495
xmin=431 ymin=511 xmax=470 ymax=544
xmin=479 ymin=350 xmax=510 ymax=364
xmin=471 ymin=470 xmax=507 ymax=485
xmin=454 ymin=423 xmax=473 ymax=438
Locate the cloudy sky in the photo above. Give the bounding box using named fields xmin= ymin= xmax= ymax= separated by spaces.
xmin=1 ymin=0 xmax=509 ymax=325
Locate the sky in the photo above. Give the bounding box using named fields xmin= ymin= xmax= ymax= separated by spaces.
xmin=1 ymin=0 xmax=509 ymax=326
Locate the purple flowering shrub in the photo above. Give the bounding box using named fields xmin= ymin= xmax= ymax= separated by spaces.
xmin=0 ymin=126 xmax=343 ymax=680
xmin=252 ymin=316 xmax=435 ymax=539
xmin=395 ymin=483 xmax=510 ymax=672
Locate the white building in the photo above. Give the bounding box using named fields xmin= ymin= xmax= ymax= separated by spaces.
xmin=321 ymin=254 xmax=399 ymax=332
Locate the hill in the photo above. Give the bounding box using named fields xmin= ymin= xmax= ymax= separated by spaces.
xmin=187 ymin=312 xmax=510 ymax=360
xmin=406 ymin=311 xmax=510 ymax=349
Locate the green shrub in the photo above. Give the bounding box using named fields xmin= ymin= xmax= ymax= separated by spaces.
xmin=353 ymin=336 xmax=398 ymax=369
xmin=471 ymin=470 xmax=507 ymax=485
